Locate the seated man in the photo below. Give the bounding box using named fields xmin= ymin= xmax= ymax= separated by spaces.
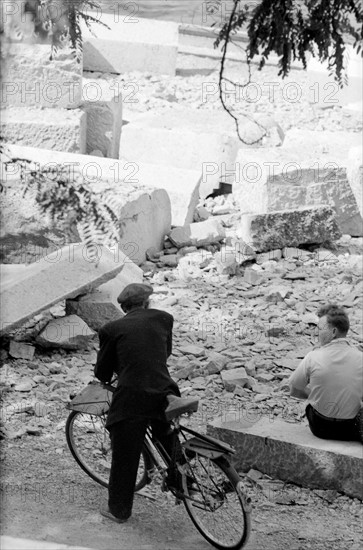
xmin=289 ymin=304 xmax=363 ymax=442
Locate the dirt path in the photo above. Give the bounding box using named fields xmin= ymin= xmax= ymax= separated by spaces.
xmin=1 ymin=434 xmax=362 ymax=550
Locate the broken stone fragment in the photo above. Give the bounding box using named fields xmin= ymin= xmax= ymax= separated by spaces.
xmin=205 ymin=352 xmax=228 ymax=374
xmin=214 ymin=251 xmax=238 ymax=275
xmin=169 ymin=219 xmax=226 ymax=248
xmin=36 ymin=315 xmax=95 ymax=350
xmin=265 ymin=287 xmax=291 ymax=303
xmin=282 ymin=247 xmax=312 ymax=261
xmin=9 ymin=341 xmax=35 ymax=361
xmin=178 ymin=344 xmax=205 ymax=357
xmin=243 ymin=268 xmax=263 ymax=286
xmin=221 ymin=367 xmax=249 ymax=391
xmin=239 ymin=206 xmax=342 ymax=252
xmin=14 ymin=379 xmax=34 ymax=392
xmin=194 ymin=206 xmax=210 ymax=222
xmin=256 ymin=250 xmax=282 ymax=264
xmin=158 ymin=254 xmax=179 ymax=268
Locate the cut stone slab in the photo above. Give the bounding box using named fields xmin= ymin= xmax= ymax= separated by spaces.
xmin=221 ymin=367 xmax=249 ymax=391
xmin=0 ymin=44 xmax=82 ymax=109
xmin=0 ymin=107 xmax=86 ymax=153
xmin=82 ymin=15 xmax=178 ymax=76
xmin=239 ymin=206 xmax=342 ymax=253
xmin=1 ymin=145 xmax=172 ymax=264
xmin=232 ymin=130 xmax=363 ymax=236
xmin=120 ymin=108 xmax=241 ymax=197
xmin=9 ymin=341 xmax=35 ymax=360
xmin=207 ymin=417 xmax=363 ymax=499
xmin=82 ymin=76 xmax=123 ymax=158
xmin=36 ymin=315 xmax=95 ymax=350
xmin=66 ymin=253 xmax=143 ymax=331
xmin=169 ymin=219 xmax=226 ymax=248
xmin=0 ymin=245 xmax=124 ymax=334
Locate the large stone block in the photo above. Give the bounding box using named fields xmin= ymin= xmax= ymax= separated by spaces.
xmin=0 ymin=107 xmax=86 ymax=153
xmin=66 ymin=250 xmax=143 ymax=330
xmin=82 ymin=77 xmax=123 ymax=158
xmin=120 ymin=109 xmax=241 ymax=198
xmin=1 ymin=145 xmax=172 ymax=265
xmin=233 ymin=130 xmax=363 ymax=236
xmin=0 ymin=245 xmax=124 ymax=334
xmin=1 ymin=44 xmax=82 ymax=109
xmin=36 ymin=315 xmax=95 ymax=350
xmin=82 ymin=15 xmax=178 ymax=76
xmin=239 ymin=206 xmax=342 ymax=252
xmin=207 ymin=417 xmax=363 ymax=499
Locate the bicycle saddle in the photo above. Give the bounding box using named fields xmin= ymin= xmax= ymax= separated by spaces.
xmin=165 ymin=394 xmax=199 ymax=421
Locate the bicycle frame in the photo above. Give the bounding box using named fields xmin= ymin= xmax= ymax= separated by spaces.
xmin=142 ymin=420 xmax=237 ymax=497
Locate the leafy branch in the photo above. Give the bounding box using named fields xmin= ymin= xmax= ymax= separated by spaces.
xmin=213 ymin=0 xmax=362 ymax=143
xmin=1 ymin=144 xmax=121 ymax=264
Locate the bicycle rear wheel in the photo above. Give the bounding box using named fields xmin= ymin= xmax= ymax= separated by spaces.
xmin=181 ymin=454 xmax=251 ymax=550
xmin=66 ymin=410 xmax=150 ymax=491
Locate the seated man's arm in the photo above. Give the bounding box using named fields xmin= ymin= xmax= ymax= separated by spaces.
xmin=290 ymin=386 xmax=309 ymax=399
xmin=94 ymin=327 xmax=116 ymax=384
xmin=288 ymin=356 xmax=311 ymax=400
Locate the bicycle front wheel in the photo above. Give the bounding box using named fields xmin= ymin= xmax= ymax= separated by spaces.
xmin=182 ymin=454 xmax=251 ymax=550
xmin=66 ymin=411 xmax=150 ymax=491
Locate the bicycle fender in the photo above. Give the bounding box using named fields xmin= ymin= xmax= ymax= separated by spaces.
xmin=236 ymin=481 xmax=253 ymax=514
xmin=182 ymin=437 xmax=225 ymax=459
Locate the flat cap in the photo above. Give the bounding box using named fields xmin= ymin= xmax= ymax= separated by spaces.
xmin=117 ymin=283 xmax=153 ymax=305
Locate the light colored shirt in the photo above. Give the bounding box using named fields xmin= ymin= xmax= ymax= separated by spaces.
xmin=289 ymin=338 xmax=363 ymax=419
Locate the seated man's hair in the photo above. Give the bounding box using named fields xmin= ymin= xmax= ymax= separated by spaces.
xmin=317 ymin=304 xmax=350 ymax=335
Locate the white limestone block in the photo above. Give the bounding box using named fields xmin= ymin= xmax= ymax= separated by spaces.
xmin=81 ymin=15 xmax=178 ymax=76
xmin=1 ymin=145 xmax=172 ymax=265
xmin=0 ymin=107 xmax=86 ymax=153
xmin=1 ymin=43 xmax=82 ymax=109
xmin=82 ymin=77 xmax=123 ymax=158
xmin=121 ymin=109 xmax=240 ymax=197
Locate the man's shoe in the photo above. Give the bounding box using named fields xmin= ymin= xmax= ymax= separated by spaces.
xmin=100 ymin=505 xmax=128 ymax=523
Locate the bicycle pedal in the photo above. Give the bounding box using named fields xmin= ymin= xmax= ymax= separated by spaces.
xmin=175 ymin=497 xmax=182 ymax=505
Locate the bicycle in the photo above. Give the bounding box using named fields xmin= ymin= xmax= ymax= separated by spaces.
xmin=66 ymin=381 xmax=252 ymax=550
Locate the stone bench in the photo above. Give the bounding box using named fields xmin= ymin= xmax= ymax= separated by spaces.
xmin=207 ymin=416 xmax=363 ymax=499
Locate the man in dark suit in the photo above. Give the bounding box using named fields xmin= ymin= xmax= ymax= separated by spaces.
xmin=94 ymin=283 xmax=181 ymax=523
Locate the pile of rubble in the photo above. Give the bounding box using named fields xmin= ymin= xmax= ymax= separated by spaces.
xmin=1 ymin=191 xmax=362 ymax=442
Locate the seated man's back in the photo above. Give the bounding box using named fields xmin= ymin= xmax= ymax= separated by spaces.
xmin=289 ymin=304 xmax=363 ymax=441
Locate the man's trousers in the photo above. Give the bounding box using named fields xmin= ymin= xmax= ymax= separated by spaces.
xmin=306 ymin=404 xmax=361 ymax=442
xmin=108 ymin=417 xmax=178 ymax=519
